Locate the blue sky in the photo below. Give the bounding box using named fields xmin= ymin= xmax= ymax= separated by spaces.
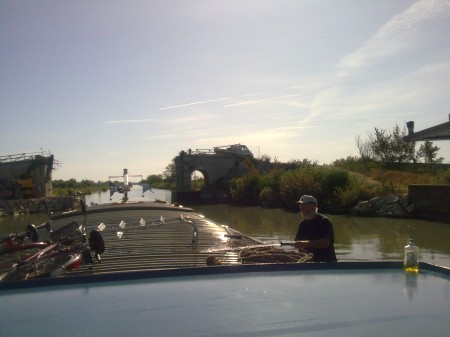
xmin=1 ymin=0 xmax=449 ymax=181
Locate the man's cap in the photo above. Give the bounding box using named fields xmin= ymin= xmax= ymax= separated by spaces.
xmin=296 ymin=195 xmax=318 ymax=205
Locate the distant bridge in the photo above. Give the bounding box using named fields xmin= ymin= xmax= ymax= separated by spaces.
xmin=174 ymin=148 xmax=256 ymax=203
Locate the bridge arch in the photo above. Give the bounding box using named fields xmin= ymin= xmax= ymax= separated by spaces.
xmin=189 ymin=168 xmax=209 ymax=190
xmin=174 ymin=151 xmax=250 ymax=202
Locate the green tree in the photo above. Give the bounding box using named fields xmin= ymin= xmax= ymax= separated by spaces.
xmin=163 ymin=162 xmax=176 ymax=183
xmin=146 ymin=174 xmax=164 ymax=185
xmin=80 ymin=179 xmax=96 ymax=187
xmin=357 ymin=124 xmax=416 ymax=164
xmin=66 ymin=178 xmax=77 ymax=188
xmin=229 ymin=172 xmax=260 ymax=205
xmin=52 ymin=179 xmax=66 ymax=188
xmin=417 ymin=140 xmax=443 ymax=164
xmin=355 ymin=136 xmax=374 ymax=160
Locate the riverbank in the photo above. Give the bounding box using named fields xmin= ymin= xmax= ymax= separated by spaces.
xmin=0 ymin=196 xmax=76 ymax=216
xmin=351 ymin=185 xmax=450 ymax=222
xmin=1 ymin=183 xmax=448 ymax=223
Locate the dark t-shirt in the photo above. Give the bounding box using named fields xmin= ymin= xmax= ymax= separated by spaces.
xmin=295 ymin=213 xmax=337 ymax=262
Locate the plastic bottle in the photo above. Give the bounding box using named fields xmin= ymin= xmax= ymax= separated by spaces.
xmin=404 ymin=239 xmax=419 ymax=273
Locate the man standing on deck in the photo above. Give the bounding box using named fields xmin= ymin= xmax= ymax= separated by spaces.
xmin=293 ymin=195 xmax=337 ymax=262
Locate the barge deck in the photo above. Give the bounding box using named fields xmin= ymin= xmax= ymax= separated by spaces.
xmin=0 ymin=202 xmax=265 ymax=278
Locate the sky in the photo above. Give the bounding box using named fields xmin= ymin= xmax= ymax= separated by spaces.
xmin=1 ymin=0 xmax=449 ymax=182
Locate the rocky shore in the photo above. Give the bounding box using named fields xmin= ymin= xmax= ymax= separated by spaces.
xmin=351 ymin=194 xmax=415 ymax=218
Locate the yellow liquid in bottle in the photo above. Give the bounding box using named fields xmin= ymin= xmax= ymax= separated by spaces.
xmin=404 ymin=242 xmax=419 ymax=273
xmin=404 ymin=265 xmax=419 ymax=273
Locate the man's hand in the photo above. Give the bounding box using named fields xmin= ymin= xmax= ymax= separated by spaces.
xmin=294 ymin=238 xmax=331 ymax=250
xmin=293 ymin=240 xmax=308 ymax=250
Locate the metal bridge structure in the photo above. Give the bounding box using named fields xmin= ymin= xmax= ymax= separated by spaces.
xmin=0 ymin=152 xmax=56 ymax=199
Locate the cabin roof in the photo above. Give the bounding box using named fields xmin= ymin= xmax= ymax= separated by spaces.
xmin=403 ymin=117 xmax=450 ymax=142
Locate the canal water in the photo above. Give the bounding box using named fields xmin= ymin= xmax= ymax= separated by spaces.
xmin=193 ymin=204 xmax=450 ymax=268
xmin=1 ymin=189 xmax=449 ymax=268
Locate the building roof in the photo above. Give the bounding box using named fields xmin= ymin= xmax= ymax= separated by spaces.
xmin=403 ymin=116 xmax=450 ymax=142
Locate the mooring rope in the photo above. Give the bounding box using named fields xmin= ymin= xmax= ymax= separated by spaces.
xmin=238 ymin=246 xmax=313 ymax=264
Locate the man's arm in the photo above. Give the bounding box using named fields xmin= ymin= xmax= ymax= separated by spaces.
xmin=293 ymin=238 xmax=330 ymax=250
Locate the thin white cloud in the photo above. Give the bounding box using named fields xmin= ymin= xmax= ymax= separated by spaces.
xmin=308 ymin=58 xmax=450 ymax=128
xmin=160 ymin=97 xmax=232 ymax=110
xmin=165 ymin=113 xmax=214 ymax=124
xmin=223 ymin=93 xmax=307 ymax=109
xmin=144 ymin=134 xmax=174 ymax=140
xmin=101 ymin=118 xmax=162 ymax=124
xmin=276 ymin=125 xmax=327 ymax=131
xmin=242 ymin=92 xmax=266 ymax=97
xmin=286 ymin=85 xmax=310 ymax=90
xmin=160 ymin=91 xmax=296 ymax=111
xmin=223 ymin=100 xmax=260 ymax=108
xmin=102 ymin=113 xmax=214 ymax=125
xmin=338 ymin=0 xmax=450 ymax=76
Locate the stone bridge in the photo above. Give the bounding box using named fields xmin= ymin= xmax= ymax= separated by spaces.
xmin=174 ymin=151 xmax=254 ymax=203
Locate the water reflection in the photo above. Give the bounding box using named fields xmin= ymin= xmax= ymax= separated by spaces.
xmin=194 ymin=204 xmax=450 ymax=268
xmin=0 ymin=189 xmax=171 ymax=234
xmin=84 ymin=188 xmax=171 ymax=205
xmin=1 ymin=196 xmax=449 ymax=268
xmin=403 ymin=272 xmax=418 ymax=300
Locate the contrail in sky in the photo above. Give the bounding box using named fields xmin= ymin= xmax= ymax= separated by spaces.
xmin=223 ymin=101 xmax=260 ymax=108
xmin=160 ymin=97 xmax=231 ymax=110
xmin=160 ymin=92 xmax=266 ymax=110
xmin=101 ymin=118 xmax=160 ymax=124
xmin=103 ymin=88 xmax=308 ymax=124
